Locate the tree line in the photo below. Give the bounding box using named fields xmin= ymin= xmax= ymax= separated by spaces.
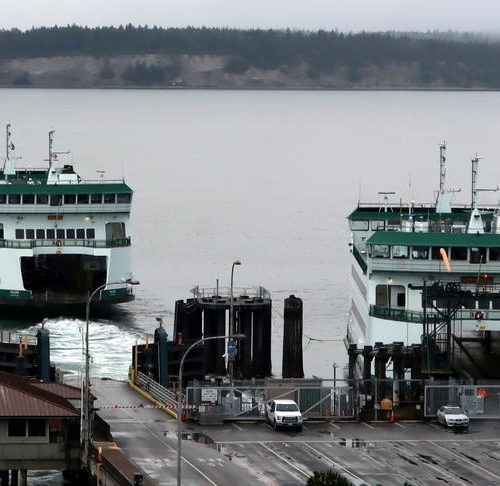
xmin=2 ymin=25 xmax=500 ymax=87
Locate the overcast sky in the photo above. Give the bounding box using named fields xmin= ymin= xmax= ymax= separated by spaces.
xmin=1 ymin=0 xmax=498 ymax=33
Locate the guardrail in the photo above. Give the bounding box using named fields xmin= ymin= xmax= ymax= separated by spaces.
xmin=135 ymin=371 xmax=179 ymax=409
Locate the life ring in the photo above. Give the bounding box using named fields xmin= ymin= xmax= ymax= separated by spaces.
xmin=55 ymin=240 xmax=62 ymax=247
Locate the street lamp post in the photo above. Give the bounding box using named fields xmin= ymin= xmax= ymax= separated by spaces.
xmin=229 ymin=260 xmax=241 ymax=385
xmin=333 ymin=362 xmax=338 ymax=416
xmin=177 ymin=333 xmax=245 ymax=486
xmin=81 ymin=278 xmax=139 ymax=469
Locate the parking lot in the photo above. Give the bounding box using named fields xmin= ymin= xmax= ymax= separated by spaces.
xmin=199 ymin=419 xmax=500 ymax=485
xmin=95 ymin=379 xmax=500 ymax=485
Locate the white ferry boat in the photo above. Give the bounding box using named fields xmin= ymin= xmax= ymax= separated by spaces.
xmin=347 ymin=144 xmax=500 ymax=361
xmin=0 ymin=124 xmax=136 ymax=313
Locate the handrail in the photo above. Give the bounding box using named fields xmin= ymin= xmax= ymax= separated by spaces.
xmin=370 ymin=304 xmax=500 ymax=323
xmin=190 ymin=285 xmax=271 ymax=300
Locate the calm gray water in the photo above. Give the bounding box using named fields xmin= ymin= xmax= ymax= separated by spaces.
xmin=3 ymin=88 xmax=500 ymax=385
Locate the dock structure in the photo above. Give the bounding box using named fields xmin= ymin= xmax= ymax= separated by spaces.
xmin=132 ymin=286 xmax=273 ymax=389
xmin=0 ymin=328 xmax=52 ymax=381
xmin=175 ymin=286 xmax=273 ymax=380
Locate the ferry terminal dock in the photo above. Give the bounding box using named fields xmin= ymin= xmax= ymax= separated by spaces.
xmin=92 ymin=377 xmax=500 ymax=485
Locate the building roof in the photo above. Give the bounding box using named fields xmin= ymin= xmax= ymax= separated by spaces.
xmin=31 ymin=382 xmax=82 ymax=400
xmin=0 ymin=371 xmax=79 ymax=418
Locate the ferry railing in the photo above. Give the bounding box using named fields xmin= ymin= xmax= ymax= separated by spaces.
xmin=371 ymin=305 xmax=500 ymax=324
xmin=370 ymin=305 xmax=441 ymax=324
xmin=0 ymin=237 xmax=131 ymax=249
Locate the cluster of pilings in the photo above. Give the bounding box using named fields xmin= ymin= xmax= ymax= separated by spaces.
xmin=133 ymin=293 xmax=274 ymax=385
xmin=348 ymin=342 xmax=423 ymax=406
xmin=133 ymin=292 xmax=310 ymax=387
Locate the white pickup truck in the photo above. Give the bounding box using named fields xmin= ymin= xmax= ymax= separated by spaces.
xmin=265 ymin=399 xmax=303 ymax=431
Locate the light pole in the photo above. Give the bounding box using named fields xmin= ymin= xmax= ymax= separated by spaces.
xmin=229 ymin=260 xmax=241 ymax=385
xmin=177 ymin=333 xmax=245 ymax=486
xmin=333 ymin=362 xmax=338 ymax=416
xmin=81 ymin=278 xmax=140 ymax=469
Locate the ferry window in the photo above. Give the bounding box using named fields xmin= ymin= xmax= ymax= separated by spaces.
xmin=489 ymin=248 xmax=500 ymax=261
xmin=351 ymin=220 xmax=369 ymax=231
xmin=450 ymin=247 xmax=468 ymax=260
xmin=36 ymin=229 xmax=45 ymax=239
xmin=64 ymin=194 xmax=76 ymax=204
xmin=371 ymin=220 xmax=385 ymax=230
xmin=392 ymin=245 xmax=408 ymax=258
xmin=106 ymin=222 xmax=125 ymax=240
xmin=8 ymin=194 xmax=21 ymax=204
xmin=0 ymin=194 xmax=5 ymax=204
xmin=46 ymin=229 xmax=55 ymax=239
xmin=397 ymin=292 xmax=406 ymax=307
xmin=86 ymin=228 xmax=95 ymax=239
xmin=376 ymin=285 xmax=389 ymax=306
xmin=66 ymin=229 xmax=75 ymax=239
xmin=376 ymin=284 xmax=405 ymax=308
xmin=50 ymin=194 xmax=62 ymax=206
xmin=117 ymin=193 xmax=131 ymax=203
xmin=411 ymin=246 xmax=428 ymax=259
xmin=371 ymin=244 xmax=389 ymax=258
xmin=56 ymin=229 xmax=65 ymax=239
xmin=0 ymin=225 xmax=3 ymax=239
xmin=91 ymin=194 xmax=102 ymax=204
xmin=470 ymin=247 xmax=486 ymax=264
xmin=431 ymin=247 xmax=444 ymax=260
xmin=26 ymin=229 xmax=35 ymax=239
xmin=386 ymin=218 xmax=401 ymax=231
xmin=15 ymin=229 xmax=24 ymax=239
xmin=23 ymin=194 xmax=35 ymax=204
xmin=103 ymin=193 xmax=116 ymax=204
xmin=76 ymin=228 xmax=85 ymax=238
xmin=78 ymin=194 xmax=89 ymax=204
xmin=36 ymin=194 xmax=49 ymax=204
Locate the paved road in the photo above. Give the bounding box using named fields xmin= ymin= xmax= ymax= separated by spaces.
xmin=93 ymin=379 xmax=500 ymax=485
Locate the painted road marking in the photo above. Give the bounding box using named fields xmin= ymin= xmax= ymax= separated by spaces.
xmin=260 ymin=443 xmax=310 ymax=480
xmin=431 ymin=441 xmax=500 ymax=481
xmin=305 ymin=443 xmax=367 ymax=484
